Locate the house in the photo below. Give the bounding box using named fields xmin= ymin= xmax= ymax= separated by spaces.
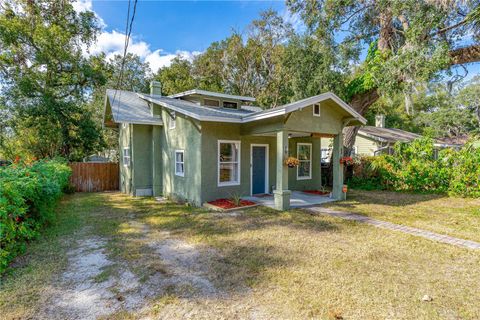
xmin=103 ymin=82 xmax=366 ymax=210
xmin=320 ymin=115 xmax=461 ymax=161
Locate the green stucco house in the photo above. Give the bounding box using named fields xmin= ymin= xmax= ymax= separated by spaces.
xmin=104 ymin=82 xmax=366 ymax=210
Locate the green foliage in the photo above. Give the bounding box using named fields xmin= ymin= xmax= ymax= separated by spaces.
xmin=0 ymin=159 xmax=71 ymax=274
xmin=0 ymin=0 xmax=107 ymax=161
xmin=349 ymin=137 xmax=480 ymax=197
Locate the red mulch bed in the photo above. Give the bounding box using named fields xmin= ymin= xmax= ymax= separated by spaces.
xmin=302 ymin=190 xmax=330 ymax=196
xmin=207 ymin=198 xmax=256 ymax=209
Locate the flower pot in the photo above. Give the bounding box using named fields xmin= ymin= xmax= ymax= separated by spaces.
xmin=288 ymin=164 xmax=296 ymax=168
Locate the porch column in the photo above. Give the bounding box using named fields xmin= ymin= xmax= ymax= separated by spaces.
xmin=332 ymin=131 xmax=344 ymax=200
xmin=274 ymin=130 xmax=291 ymax=210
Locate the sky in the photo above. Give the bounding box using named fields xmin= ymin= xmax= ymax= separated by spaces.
xmin=75 ymin=0 xmax=293 ymax=73
xmin=75 ymin=0 xmax=479 ymax=80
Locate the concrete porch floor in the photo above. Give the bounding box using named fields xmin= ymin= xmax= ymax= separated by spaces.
xmin=244 ymin=191 xmax=337 ymax=209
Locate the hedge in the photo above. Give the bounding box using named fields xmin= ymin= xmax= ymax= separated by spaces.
xmin=0 ymin=159 xmax=71 ymax=274
xmin=349 ymin=137 xmax=480 ymax=197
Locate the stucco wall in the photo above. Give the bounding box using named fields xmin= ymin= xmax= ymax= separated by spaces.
xmin=200 ymin=122 xmax=278 ymax=203
xmin=131 ymin=124 xmax=153 ymax=194
xmin=160 ymin=108 xmax=203 ymax=205
xmin=288 ymin=137 xmax=322 ymax=191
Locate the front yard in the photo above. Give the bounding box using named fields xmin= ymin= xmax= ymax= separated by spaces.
xmin=1 ymin=192 xmax=479 ymax=319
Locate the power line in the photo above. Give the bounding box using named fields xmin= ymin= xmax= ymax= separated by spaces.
xmin=112 ymin=0 xmax=138 ymax=117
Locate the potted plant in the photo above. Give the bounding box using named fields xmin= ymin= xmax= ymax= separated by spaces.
xmin=284 ymin=156 xmax=300 ymax=168
xmin=340 ymin=156 xmax=354 ymax=165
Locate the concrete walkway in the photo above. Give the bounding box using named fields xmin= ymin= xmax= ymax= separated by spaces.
xmin=308 ymin=207 xmax=480 ymax=250
xmin=244 ymin=191 xmax=336 ymax=209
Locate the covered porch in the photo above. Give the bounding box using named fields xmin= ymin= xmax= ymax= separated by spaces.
xmin=240 ymin=93 xmax=366 ymax=211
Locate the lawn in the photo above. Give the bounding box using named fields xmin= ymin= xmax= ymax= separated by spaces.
xmin=0 ymin=192 xmax=479 ymax=319
xmin=325 ymin=189 xmax=480 ymax=243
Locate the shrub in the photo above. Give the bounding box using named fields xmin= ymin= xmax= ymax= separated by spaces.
xmin=0 ymin=159 xmax=71 ymax=274
xmin=349 ymin=137 xmax=480 ymax=196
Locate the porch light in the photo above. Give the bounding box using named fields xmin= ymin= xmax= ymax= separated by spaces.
xmin=288 ymin=133 xmax=292 ymax=139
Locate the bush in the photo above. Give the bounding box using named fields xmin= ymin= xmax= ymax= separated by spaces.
xmin=349 ymin=137 xmax=480 ymax=196
xmin=0 ymin=159 xmax=71 ymax=273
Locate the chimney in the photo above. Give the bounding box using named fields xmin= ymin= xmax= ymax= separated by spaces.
xmin=375 ymin=114 xmax=385 ymax=128
xmin=150 ymin=81 xmax=162 ymax=96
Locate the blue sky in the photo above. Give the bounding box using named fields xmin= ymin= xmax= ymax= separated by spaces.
xmin=76 ymin=0 xmax=291 ymax=72
xmin=75 ymin=0 xmax=479 ymax=80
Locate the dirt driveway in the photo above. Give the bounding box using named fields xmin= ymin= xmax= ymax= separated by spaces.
xmin=1 ymin=192 xmax=479 ymax=319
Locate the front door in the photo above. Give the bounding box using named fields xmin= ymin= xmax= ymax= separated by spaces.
xmin=251 ymin=145 xmax=267 ymax=195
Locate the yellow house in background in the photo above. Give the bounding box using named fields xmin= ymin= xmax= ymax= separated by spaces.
xmin=321 ymin=115 xmax=463 ymax=163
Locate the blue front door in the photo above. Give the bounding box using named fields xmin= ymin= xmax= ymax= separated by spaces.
xmin=252 ymin=146 xmax=267 ymax=195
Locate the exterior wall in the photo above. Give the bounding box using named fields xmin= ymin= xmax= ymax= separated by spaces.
xmin=180 ymin=95 xmax=246 ymax=109
xmin=118 ymin=123 xmax=132 ymax=194
xmin=131 ymin=124 xmax=153 ymax=195
xmin=355 ymin=135 xmax=379 ymax=156
xmin=200 ymin=122 xmax=278 ymax=203
xmin=288 ymin=137 xmax=322 ymax=191
xmin=160 ymin=108 xmax=203 ymax=205
xmin=284 ymin=101 xmax=345 ymax=135
xmin=321 ymin=135 xmax=380 ymax=157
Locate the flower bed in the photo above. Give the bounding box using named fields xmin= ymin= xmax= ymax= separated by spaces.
xmin=206 ymin=198 xmax=257 ymax=211
xmin=302 ymin=190 xmax=330 ymax=196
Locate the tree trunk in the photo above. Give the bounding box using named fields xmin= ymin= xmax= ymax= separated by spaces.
xmin=343 ymin=88 xmax=380 ymax=155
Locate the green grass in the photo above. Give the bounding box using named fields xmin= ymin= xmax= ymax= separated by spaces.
xmin=1 ymin=192 xmax=479 ymax=319
xmin=325 ymin=189 xmax=480 ymax=242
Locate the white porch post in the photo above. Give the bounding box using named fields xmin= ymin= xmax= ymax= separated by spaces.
xmin=332 ymin=131 xmax=344 ymax=200
xmin=274 ymin=130 xmax=291 ymax=210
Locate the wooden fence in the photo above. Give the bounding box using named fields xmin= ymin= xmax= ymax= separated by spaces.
xmin=69 ymin=162 xmax=119 ymax=192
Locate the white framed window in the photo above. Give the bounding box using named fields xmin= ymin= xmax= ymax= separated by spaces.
xmin=204 ymin=99 xmax=220 ymax=107
xmin=123 ymin=147 xmax=131 ymax=167
xmin=297 ymin=143 xmax=312 ymax=180
xmin=321 ymin=148 xmax=331 ymax=163
xmin=223 ymin=101 xmax=238 ymax=109
xmin=175 ymin=150 xmax=184 ymax=176
xmin=313 ymin=104 xmax=321 ymax=117
xmin=218 ymin=140 xmax=241 ymax=186
xmin=169 ymin=111 xmax=176 ymax=129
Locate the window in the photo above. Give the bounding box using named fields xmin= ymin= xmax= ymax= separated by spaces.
xmin=313 ymin=104 xmax=321 ymax=116
xmin=218 ymin=140 xmax=240 ymax=186
xmin=297 ymin=143 xmax=312 ymax=180
xmin=169 ymin=111 xmax=176 ymax=129
xmin=204 ymin=99 xmax=220 ymax=107
xmin=123 ymin=148 xmax=131 ymax=167
xmin=175 ymin=150 xmax=184 ymax=176
xmin=350 ymin=146 xmax=357 ymax=157
xmin=223 ymin=101 xmax=238 ymax=109
xmin=321 ymin=148 xmax=331 ymax=164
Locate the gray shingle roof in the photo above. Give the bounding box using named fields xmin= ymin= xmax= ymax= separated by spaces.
xmin=106 ymin=89 xmax=163 ymax=125
xmin=358 ymin=126 xmax=421 ymax=143
xmin=137 ymin=93 xmax=255 ymax=122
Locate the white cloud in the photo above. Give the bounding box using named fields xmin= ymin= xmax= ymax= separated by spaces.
xmin=73 ymin=0 xmax=106 ymax=28
xmin=87 ymin=30 xmax=200 ymax=73
xmin=282 ymin=8 xmax=305 ymax=33
xmin=75 ymin=1 xmax=200 ymax=73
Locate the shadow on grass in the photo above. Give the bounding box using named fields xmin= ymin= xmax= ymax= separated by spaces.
xmin=326 ymin=189 xmax=446 ymax=210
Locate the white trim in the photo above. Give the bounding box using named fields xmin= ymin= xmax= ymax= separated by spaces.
xmin=250 ymin=144 xmax=269 ymax=195
xmin=218 ymin=140 xmax=241 ymax=187
xmin=297 ymin=143 xmax=312 ymax=180
xmin=168 ymin=89 xmax=256 ymax=102
xmin=137 ymin=92 xmax=367 ymax=125
xmin=313 ymin=103 xmax=321 ymax=117
xmin=174 ymin=149 xmax=184 ymax=177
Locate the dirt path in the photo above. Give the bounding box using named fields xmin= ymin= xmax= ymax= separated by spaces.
xmin=37 ymin=221 xmax=224 ymax=320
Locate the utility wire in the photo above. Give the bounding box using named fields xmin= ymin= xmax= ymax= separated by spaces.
xmin=112 ymin=0 xmax=138 ymax=117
